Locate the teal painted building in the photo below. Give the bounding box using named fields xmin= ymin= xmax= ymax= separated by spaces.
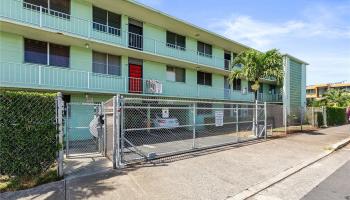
xmin=0 ymin=0 xmax=307 ymax=112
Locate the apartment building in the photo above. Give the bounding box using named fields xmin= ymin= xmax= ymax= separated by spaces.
xmin=307 ymin=82 xmax=350 ymax=100
xmin=0 ymin=0 xmax=307 ymax=113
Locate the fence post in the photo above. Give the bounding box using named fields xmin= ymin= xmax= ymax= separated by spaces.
xmin=236 ymin=104 xmax=239 ymax=134
xmin=56 ymin=92 xmax=64 ymax=178
xmin=264 ymin=102 xmax=267 ymax=140
xmin=311 ymin=107 xmax=315 ymax=127
xmin=112 ymin=94 xmax=121 ymax=169
xmin=300 ymin=107 xmax=304 ymax=132
xmin=192 ymin=103 xmax=196 ymax=149
xmin=39 ymin=6 xmax=43 ymax=27
xmin=255 ymin=100 xmax=258 ymax=136
xmin=120 ymin=96 xmax=125 ymax=163
xmin=323 ymin=106 xmax=328 ymax=127
xmin=284 ymin=106 xmax=288 ymax=135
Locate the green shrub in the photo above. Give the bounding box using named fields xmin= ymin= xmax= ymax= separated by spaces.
xmin=326 ymin=107 xmax=346 ymax=126
xmin=0 ymin=91 xmax=58 ymax=177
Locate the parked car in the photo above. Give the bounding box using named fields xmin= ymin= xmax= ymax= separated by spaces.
xmin=152 ymin=114 xmax=179 ymax=128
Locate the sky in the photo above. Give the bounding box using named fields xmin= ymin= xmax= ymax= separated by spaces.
xmin=136 ymin=0 xmax=350 ymax=86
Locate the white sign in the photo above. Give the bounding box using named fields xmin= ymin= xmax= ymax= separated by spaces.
xmin=215 ymin=111 xmax=224 ymax=127
xmin=162 ymin=108 xmax=169 ymax=118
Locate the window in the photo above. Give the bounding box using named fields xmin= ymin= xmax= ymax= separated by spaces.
xmin=259 ymin=83 xmax=264 ymax=93
xmin=49 ymin=43 xmax=70 ymax=67
xmin=269 ymin=85 xmax=277 ymax=94
xmin=166 ymin=31 xmax=186 ymax=50
xmin=224 ymin=51 xmax=231 ymax=70
xmin=197 ymin=71 xmax=212 ymax=86
xmin=24 ymin=38 xmax=69 ymax=67
xmin=24 ymin=39 xmax=47 ymax=65
xmin=166 ymin=66 xmax=186 ymax=82
xmin=24 ymin=0 xmax=70 ymax=16
xmin=248 ymin=81 xmax=254 ymax=92
xmin=93 ymin=6 xmax=121 ymax=35
xmin=197 ymin=41 xmax=212 ymax=57
xmin=232 ymin=79 xmax=241 ymax=91
xmin=92 ymin=51 xmax=121 ymax=75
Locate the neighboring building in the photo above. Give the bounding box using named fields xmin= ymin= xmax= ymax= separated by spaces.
xmin=0 ymin=0 xmax=307 ymax=113
xmin=307 ymin=82 xmax=350 ymax=100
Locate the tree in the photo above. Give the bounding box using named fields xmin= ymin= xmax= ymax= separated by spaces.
xmin=229 ymin=49 xmax=284 ymax=100
xmin=320 ymin=89 xmax=350 ymax=107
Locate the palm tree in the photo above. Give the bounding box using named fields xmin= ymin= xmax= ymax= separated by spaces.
xmin=229 ymin=49 xmax=284 ymax=101
xmin=320 ymin=89 xmax=349 ymax=107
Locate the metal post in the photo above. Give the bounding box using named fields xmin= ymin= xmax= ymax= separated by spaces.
xmin=66 ymin=103 xmax=69 ymax=156
xmin=323 ymin=106 xmax=328 ymax=127
xmin=154 ymin=40 xmax=157 ymax=53
xmin=236 ymin=104 xmax=239 ymax=142
xmin=112 ymin=95 xmax=121 ymax=169
xmin=264 ymin=102 xmax=267 ymax=140
xmin=87 ymin=72 xmax=90 ymax=89
xmin=284 ymin=106 xmax=288 ymax=135
xmin=39 ymin=65 xmax=42 ymax=85
xmin=311 ymin=107 xmax=315 ymax=127
xmin=56 ymin=92 xmax=64 ymax=178
xmin=147 ymin=104 xmax=151 ymax=133
xmin=255 ymin=100 xmax=258 ymax=137
xmin=103 ymin=104 xmax=107 ymax=156
xmin=192 ymin=103 xmax=196 ymax=149
xmin=120 ymin=96 xmax=125 ymax=164
xmin=39 ymin=6 xmax=42 ymax=27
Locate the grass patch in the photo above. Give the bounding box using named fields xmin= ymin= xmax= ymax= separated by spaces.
xmin=0 ymin=166 xmax=62 ymax=193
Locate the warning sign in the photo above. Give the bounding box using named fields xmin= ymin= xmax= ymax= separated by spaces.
xmin=215 ymin=111 xmax=224 ymax=127
xmin=162 ymin=108 xmax=169 ymax=118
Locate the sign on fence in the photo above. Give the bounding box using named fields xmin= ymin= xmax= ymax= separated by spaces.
xmin=162 ymin=108 xmax=169 ymax=118
xmin=215 ymin=111 xmax=224 ymax=127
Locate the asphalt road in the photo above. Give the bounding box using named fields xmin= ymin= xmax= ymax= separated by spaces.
xmin=302 ymin=160 xmax=350 ymax=200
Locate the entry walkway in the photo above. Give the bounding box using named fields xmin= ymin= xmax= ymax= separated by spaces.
xmin=1 ymin=125 xmax=349 ymax=200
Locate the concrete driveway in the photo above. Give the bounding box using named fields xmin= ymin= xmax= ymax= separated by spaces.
xmin=2 ymin=125 xmax=349 ymax=200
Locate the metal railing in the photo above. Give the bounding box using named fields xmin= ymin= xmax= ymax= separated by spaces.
xmin=257 ymin=93 xmax=282 ymax=102
xmin=0 ymin=62 xmax=267 ymax=102
xmin=1 ymin=0 xmax=227 ymax=69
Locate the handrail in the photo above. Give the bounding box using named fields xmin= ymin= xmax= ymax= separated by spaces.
xmin=0 ymin=62 xmax=267 ymax=102
xmin=1 ymin=0 xmax=227 ymax=69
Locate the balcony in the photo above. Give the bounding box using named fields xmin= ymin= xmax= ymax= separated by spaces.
xmin=257 ymin=93 xmax=283 ymax=102
xmin=0 ymin=62 xmax=257 ymax=102
xmin=0 ymin=0 xmax=226 ymax=69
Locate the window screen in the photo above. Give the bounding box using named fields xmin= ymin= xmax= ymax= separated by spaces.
xmin=107 ymin=55 xmax=121 ymax=75
xmin=166 ymin=31 xmax=186 ymax=50
xmin=49 ymin=43 xmax=69 ymax=67
xmin=24 ymin=39 xmax=47 ymax=65
xmin=93 ymin=51 xmax=107 ymax=74
xmin=197 ymin=71 xmax=212 ymax=86
xmin=50 ymin=0 xmax=70 ymax=15
xmin=232 ymin=79 xmax=241 ymax=91
xmin=167 ymin=66 xmax=185 ymax=82
xmin=197 ymin=41 xmax=212 ymax=57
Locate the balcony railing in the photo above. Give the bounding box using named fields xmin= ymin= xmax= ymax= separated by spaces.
xmin=0 ymin=0 xmax=226 ymax=69
xmin=0 ymin=62 xmax=263 ymax=102
xmin=257 ymin=93 xmax=283 ymax=102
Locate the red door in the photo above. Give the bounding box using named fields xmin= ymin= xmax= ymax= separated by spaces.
xmin=129 ymin=64 xmax=143 ymax=93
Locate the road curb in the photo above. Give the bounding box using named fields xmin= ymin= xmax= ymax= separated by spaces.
xmin=227 ymin=136 xmax=350 ymax=200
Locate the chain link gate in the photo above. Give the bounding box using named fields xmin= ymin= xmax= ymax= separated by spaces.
xmin=65 ymin=103 xmax=105 ymax=157
xmin=107 ymin=95 xmax=274 ymax=168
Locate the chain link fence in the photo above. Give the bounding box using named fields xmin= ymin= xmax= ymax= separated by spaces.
xmin=65 ymin=103 xmax=104 ymax=156
xmin=102 ymin=95 xmax=286 ymax=167
xmin=0 ymin=90 xmax=62 ymax=177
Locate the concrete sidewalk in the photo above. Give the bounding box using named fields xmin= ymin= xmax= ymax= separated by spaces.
xmin=2 ymin=125 xmax=349 ymax=200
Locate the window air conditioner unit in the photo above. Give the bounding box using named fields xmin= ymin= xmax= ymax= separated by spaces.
xmin=146 ymin=80 xmax=163 ymax=94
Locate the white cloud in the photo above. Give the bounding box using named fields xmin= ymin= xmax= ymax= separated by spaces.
xmin=211 ymin=15 xmax=350 ymax=50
